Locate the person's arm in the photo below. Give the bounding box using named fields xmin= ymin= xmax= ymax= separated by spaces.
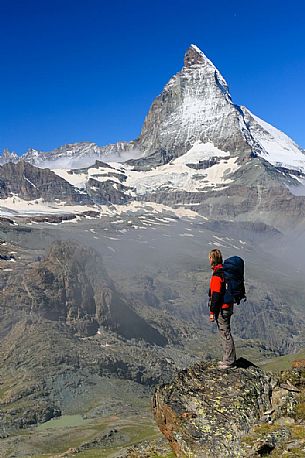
xmin=209 ymin=274 xmax=223 ymax=316
xmin=207 ymin=288 xmax=213 ymax=320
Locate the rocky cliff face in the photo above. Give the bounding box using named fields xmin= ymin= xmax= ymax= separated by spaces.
xmin=136 ymin=45 xmax=257 ymax=164
xmin=0 ymin=148 xmax=18 ymax=165
xmin=0 ymin=160 xmax=91 ymax=203
xmin=153 ymin=359 xmax=305 ymax=457
xmin=1 ymin=44 xmax=304 ymax=173
xmin=86 ymin=177 xmax=132 ymax=205
xmin=0 ymin=236 xmax=200 ymax=434
xmin=2 ymin=240 xmax=167 ymax=344
xmin=1 ymin=45 xmax=305 ymax=230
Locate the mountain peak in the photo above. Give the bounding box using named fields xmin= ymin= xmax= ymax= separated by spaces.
xmin=0 ymin=148 xmax=19 ymax=165
xmin=184 ymin=44 xmax=209 ymax=67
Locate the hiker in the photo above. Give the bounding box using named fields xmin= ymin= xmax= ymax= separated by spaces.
xmin=208 ymin=248 xmax=236 ymax=369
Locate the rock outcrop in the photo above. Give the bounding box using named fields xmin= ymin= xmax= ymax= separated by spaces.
xmin=0 ymin=148 xmax=18 ymax=165
xmin=4 ymin=240 xmax=168 ymax=345
xmin=153 ymin=359 xmax=305 ymax=457
xmin=0 ymin=160 xmax=91 ymax=204
xmin=86 ymin=177 xmax=132 ymax=205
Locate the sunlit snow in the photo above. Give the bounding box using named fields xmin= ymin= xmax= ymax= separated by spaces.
xmin=52 ymin=165 xmax=124 ymax=188
xmin=0 ymin=195 xmax=99 ymax=216
xmin=247 ymin=110 xmax=305 ymax=173
xmin=124 ymin=142 xmax=239 ymax=194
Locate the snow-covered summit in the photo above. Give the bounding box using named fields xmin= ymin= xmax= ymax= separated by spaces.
xmin=1 ymin=44 xmax=305 ymax=223
xmin=6 ymin=141 xmax=140 ymax=169
xmin=136 ymin=44 xmax=251 ymax=162
xmin=1 ymin=45 xmax=303 ymax=175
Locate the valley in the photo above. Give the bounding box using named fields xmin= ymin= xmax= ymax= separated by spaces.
xmin=1 ymin=212 xmax=304 ymax=456
xmin=1 ymin=43 xmax=305 ymax=456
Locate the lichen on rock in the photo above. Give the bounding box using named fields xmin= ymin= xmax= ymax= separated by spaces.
xmin=153 ymin=359 xmax=305 ymax=457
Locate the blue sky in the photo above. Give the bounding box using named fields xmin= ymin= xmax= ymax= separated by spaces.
xmin=1 ymin=0 xmax=305 ymax=154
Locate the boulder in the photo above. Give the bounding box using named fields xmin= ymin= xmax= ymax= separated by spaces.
xmin=153 ymin=359 xmax=305 ymax=457
xmin=153 ymin=359 xmax=273 ymax=457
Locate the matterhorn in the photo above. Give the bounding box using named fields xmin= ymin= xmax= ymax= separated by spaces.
xmin=1 ymin=44 xmax=305 ymax=230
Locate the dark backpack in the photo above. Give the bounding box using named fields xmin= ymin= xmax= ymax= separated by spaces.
xmin=223 ymin=256 xmax=246 ymax=305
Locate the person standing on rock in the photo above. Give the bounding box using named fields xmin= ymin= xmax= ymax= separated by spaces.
xmin=208 ymin=249 xmax=236 ymax=369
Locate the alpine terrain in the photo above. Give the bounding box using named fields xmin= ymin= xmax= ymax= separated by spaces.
xmin=1 ymin=45 xmax=305 ymax=228
xmin=1 ymin=45 xmax=305 ymax=457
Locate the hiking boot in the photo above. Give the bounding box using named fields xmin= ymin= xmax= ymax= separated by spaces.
xmin=218 ymin=362 xmax=235 ymax=370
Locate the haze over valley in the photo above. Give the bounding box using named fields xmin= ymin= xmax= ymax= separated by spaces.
xmin=1 ymin=44 xmax=305 ymax=457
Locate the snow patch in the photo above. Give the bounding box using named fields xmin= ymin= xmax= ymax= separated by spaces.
xmin=52 ymin=164 xmax=125 ymax=189
xmin=0 ymin=195 xmax=98 ymax=216
xmin=245 ymin=109 xmax=305 ymax=172
xmin=125 ymin=142 xmax=239 ymax=194
xmin=174 ymin=141 xmax=229 ymax=165
xmin=24 ymin=176 xmax=38 ymax=189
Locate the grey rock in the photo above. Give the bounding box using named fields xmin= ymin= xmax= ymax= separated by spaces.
xmin=153 ymin=359 xmax=273 ymax=457
xmin=0 ymin=160 xmax=91 ymax=204
xmin=0 ymin=148 xmax=19 ymax=165
xmin=135 ymin=45 xmax=257 ymax=164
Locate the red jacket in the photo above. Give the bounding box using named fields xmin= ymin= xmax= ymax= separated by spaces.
xmin=209 ymin=264 xmax=231 ymax=314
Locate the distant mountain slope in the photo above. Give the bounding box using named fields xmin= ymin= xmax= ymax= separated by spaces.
xmin=1 ymin=45 xmax=304 ymax=170
xmin=0 ymin=160 xmax=90 ymax=203
xmin=241 ymin=106 xmax=305 ymax=172
xmin=1 ymin=45 xmax=305 ymax=230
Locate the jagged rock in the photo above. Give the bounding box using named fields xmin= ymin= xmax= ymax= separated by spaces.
xmin=0 ymin=160 xmax=91 ymax=204
xmin=136 ymin=44 xmax=255 ymax=163
xmin=0 ymin=253 xmax=14 ymax=261
xmin=0 ymin=216 xmax=16 ymax=225
xmin=1 ymin=45 xmax=305 ymax=230
xmin=2 ymin=240 xmax=167 ymax=345
xmin=21 ymin=141 xmax=138 ymax=166
xmin=76 ymin=428 xmax=128 ymax=452
xmin=153 ymin=359 xmax=272 ymax=457
xmin=123 ymin=437 xmax=173 ymax=457
xmin=23 ymin=214 xmax=77 ymax=224
xmin=22 ymin=210 xmax=100 ymax=224
xmin=86 ymin=177 xmax=131 ymax=204
xmin=0 ymin=148 xmax=18 ymax=165
xmin=250 ymin=428 xmax=291 ymax=456
xmin=2 ymin=393 xmax=62 ymax=430
xmin=153 ymin=360 xmax=305 ymax=457
xmin=278 ymin=365 xmax=305 ymax=393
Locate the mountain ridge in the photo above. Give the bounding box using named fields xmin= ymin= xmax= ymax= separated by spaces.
xmin=1 ymin=45 xmax=304 ymax=169
xmin=1 ymin=45 xmax=305 ymax=231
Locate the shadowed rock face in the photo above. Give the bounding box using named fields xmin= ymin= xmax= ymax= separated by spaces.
xmin=0 ymin=161 xmax=91 ymax=204
xmin=86 ymin=177 xmax=132 ymax=205
xmin=3 ymin=240 xmax=167 ymax=345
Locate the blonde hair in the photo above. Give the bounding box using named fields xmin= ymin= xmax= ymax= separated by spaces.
xmin=209 ymin=249 xmax=223 ymax=267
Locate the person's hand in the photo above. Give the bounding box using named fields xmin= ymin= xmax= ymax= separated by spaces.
xmin=209 ymin=312 xmax=215 ymax=322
